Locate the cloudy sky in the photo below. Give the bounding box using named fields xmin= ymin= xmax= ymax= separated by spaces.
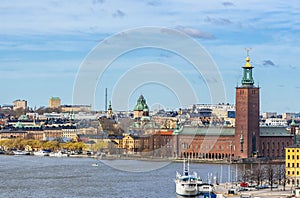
xmin=0 ymin=0 xmax=299 ymax=113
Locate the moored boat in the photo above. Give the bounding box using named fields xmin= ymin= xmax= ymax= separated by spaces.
xmin=13 ymin=150 xmax=30 ymax=155
xmin=198 ymin=183 xmax=215 ymax=195
xmin=175 ymin=159 xmax=199 ymax=196
xmin=49 ymin=151 xmax=69 ymax=157
xmin=33 ymin=150 xmax=50 ymax=156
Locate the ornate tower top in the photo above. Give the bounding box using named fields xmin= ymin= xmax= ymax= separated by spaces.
xmin=241 ymin=48 xmax=254 ymax=86
xmin=108 ymin=101 xmax=112 ymax=111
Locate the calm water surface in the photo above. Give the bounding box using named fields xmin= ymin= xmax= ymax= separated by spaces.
xmin=0 ymin=156 xmax=236 ymax=198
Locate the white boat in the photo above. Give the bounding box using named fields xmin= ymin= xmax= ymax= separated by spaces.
xmin=91 ymin=163 xmax=99 ymax=167
xmin=33 ymin=150 xmax=50 ymax=156
xmin=49 ymin=151 xmax=69 ymax=157
xmin=198 ymin=183 xmax=215 ymax=194
xmin=13 ymin=150 xmax=30 ymax=155
xmin=175 ymin=159 xmax=199 ymax=196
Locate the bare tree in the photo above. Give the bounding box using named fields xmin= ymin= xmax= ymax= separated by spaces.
xmin=264 ymin=162 xmax=276 ymax=191
xmin=251 ymin=163 xmax=264 ymax=186
xmin=276 ymin=164 xmax=287 ymax=191
xmin=239 ymin=164 xmax=252 ymax=183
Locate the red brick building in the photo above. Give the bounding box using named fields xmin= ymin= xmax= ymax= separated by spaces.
xmin=234 ymin=55 xmax=260 ymax=158
xmin=171 ymin=54 xmax=294 ymax=160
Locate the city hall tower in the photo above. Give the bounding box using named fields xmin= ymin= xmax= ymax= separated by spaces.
xmin=235 ymin=49 xmax=260 ymax=159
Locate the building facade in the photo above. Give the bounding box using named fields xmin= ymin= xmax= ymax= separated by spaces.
xmin=170 ymin=53 xmax=294 ymax=160
xmin=49 ymin=97 xmax=61 ymax=108
xmin=286 ymin=146 xmax=300 ymax=185
xmin=13 ymin=99 xmax=27 ymax=110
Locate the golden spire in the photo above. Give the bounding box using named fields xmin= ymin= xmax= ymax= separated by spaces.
xmin=244 ymin=48 xmax=252 ymax=67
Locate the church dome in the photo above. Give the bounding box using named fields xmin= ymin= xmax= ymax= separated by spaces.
xmin=134 ymin=95 xmax=148 ymax=111
xmin=134 ymin=103 xmax=144 ymax=111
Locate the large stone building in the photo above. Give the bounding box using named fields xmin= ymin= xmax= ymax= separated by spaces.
xmin=13 ymin=99 xmax=27 ymax=111
xmin=49 ymin=97 xmax=61 ymax=109
xmin=167 ymin=54 xmax=294 ymax=160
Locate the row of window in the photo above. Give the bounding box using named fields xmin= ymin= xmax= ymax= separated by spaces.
xmin=239 ymin=90 xmax=257 ymax=95
xmin=184 ymin=143 xmax=233 ymax=150
xmin=287 ymin=162 xmax=300 ymax=168
xmin=287 ymin=170 xmax=300 ymax=175
xmin=287 ymin=149 xmax=300 ymax=153
xmin=287 ymin=155 xmax=300 ymax=160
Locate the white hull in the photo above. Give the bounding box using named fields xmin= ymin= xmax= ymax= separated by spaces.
xmin=34 ymin=150 xmax=49 ymax=156
xmin=13 ymin=150 xmax=30 ymax=155
xmin=49 ymin=151 xmax=68 ymax=157
xmin=175 ymin=181 xmax=198 ymax=196
xmin=175 ymin=159 xmax=199 ymax=196
xmin=198 ymin=183 xmax=214 ymax=194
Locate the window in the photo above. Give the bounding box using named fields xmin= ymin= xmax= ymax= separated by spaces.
xmin=292 ymin=163 xmax=295 ymax=167
xmin=288 ymin=163 xmax=290 ymax=167
xmin=288 ymin=155 xmax=290 ymax=160
xmin=292 ymin=155 xmax=295 ymax=160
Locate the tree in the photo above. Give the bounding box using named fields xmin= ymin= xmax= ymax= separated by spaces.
xmin=276 ymin=164 xmax=287 ymax=191
xmin=42 ymin=141 xmax=59 ymax=151
xmin=264 ymin=162 xmax=276 ymax=191
xmin=239 ymin=164 xmax=251 ymax=183
xmin=251 ymin=163 xmax=264 ymax=186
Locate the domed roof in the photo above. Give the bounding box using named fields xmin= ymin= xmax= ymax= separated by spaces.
xmin=134 ymin=95 xmax=149 ymax=111
xmin=134 ymin=103 xmax=144 ymax=111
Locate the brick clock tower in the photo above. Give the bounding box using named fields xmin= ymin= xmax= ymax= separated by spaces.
xmin=235 ymin=50 xmax=260 ymax=159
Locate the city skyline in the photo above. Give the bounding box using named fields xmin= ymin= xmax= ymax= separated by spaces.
xmin=1 ymin=0 xmax=299 ymax=113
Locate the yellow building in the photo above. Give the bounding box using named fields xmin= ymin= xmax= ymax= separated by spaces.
xmin=13 ymin=99 xmax=27 ymax=110
xmin=122 ymin=134 xmax=140 ymax=154
xmin=49 ymin=97 xmax=61 ymax=108
xmin=285 ymin=146 xmax=300 ymax=185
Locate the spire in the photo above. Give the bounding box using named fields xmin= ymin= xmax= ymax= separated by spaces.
xmin=108 ymin=101 xmax=112 ymax=111
xmin=241 ymin=48 xmax=254 ymax=86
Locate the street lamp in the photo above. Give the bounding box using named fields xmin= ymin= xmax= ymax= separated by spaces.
xmin=240 ymin=133 xmax=244 ymax=152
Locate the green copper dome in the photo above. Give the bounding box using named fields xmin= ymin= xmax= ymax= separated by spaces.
xmin=134 ymin=95 xmax=149 ymax=111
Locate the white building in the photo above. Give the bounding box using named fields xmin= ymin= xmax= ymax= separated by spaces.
xmin=262 ymin=112 xmax=277 ymax=119
xmin=264 ymin=118 xmax=287 ymax=127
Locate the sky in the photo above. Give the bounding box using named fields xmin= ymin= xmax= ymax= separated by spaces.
xmin=0 ymin=0 xmax=300 ymax=113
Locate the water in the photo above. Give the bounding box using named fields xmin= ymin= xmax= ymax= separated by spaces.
xmin=0 ymin=156 xmax=236 ymax=198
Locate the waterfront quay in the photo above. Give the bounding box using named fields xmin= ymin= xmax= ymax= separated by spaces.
xmin=214 ymin=183 xmax=294 ymax=198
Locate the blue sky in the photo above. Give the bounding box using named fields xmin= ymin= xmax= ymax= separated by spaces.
xmin=0 ymin=0 xmax=299 ymax=113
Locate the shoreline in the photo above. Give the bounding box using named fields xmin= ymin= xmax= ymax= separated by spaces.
xmin=1 ymin=152 xmax=285 ymax=165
